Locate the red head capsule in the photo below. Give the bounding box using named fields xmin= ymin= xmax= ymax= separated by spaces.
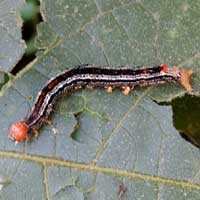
xmin=9 ymin=122 xmax=29 ymax=142
xmin=161 ymin=63 xmax=168 ymax=73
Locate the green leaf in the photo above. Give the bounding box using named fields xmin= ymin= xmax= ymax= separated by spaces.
xmin=0 ymin=0 xmax=26 ymax=72
xmin=1 ymin=1 xmax=200 ymax=199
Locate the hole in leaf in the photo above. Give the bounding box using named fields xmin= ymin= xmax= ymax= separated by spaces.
xmin=11 ymin=0 xmax=42 ymax=75
xmin=172 ymin=94 xmax=200 ymax=148
xmin=70 ymin=112 xmax=82 ymax=142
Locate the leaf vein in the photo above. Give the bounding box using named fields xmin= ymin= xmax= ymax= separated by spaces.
xmin=0 ymin=151 xmax=200 ymax=191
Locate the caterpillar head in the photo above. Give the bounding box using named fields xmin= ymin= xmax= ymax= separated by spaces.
xmin=9 ymin=122 xmax=29 ymax=143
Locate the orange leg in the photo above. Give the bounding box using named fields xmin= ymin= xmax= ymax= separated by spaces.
xmin=122 ymin=86 xmax=131 ymax=95
xmin=139 ymin=83 xmax=148 ymax=87
xmin=44 ymin=118 xmax=52 ymax=125
xmin=87 ymin=84 xmax=94 ymax=90
xmin=131 ymin=86 xmax=135 ymax=91
xmin=63 ymin=90 xmax=68 ymax=95
xmin=75 ymin=85 xmax=82 ymax=90
xmin=25 ymin=135 xmax=30 ymax=142
xmin=33 ymin=129 xmax=39 ymax=139
xmin=105 ymin=86 xmax=113 ymax=93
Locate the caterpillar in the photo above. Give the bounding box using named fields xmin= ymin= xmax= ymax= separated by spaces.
xmin=9 ymin=64 xmax=193 ymax=143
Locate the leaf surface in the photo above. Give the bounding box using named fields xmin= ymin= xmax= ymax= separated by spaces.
xmin=0 ymin=1 xmax=200 ymax=199
xmin=0 ymin=0 xmax=25 ymax=72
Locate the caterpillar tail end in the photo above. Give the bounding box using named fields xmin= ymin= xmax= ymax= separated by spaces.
xmin=170 ymin=67 xmax=193 ymax=92
xmin=180 ymin=68 xmax=193 ymax=92
xmin=9 ymin=122 xmax=29 ymax=142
